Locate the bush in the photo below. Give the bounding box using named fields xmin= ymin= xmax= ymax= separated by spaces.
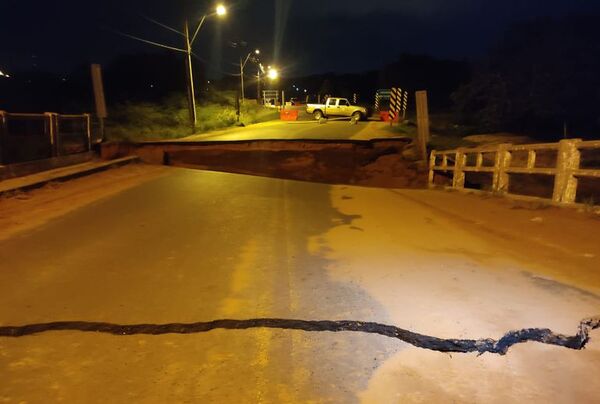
xmin=106 ymin=92 xmax=279 ymax=141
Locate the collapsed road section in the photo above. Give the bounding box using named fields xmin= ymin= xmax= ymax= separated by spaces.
xmin=101 ymin=138 xmax=428 ymax=188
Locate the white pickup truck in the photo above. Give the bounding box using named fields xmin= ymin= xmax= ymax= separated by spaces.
xmin=306 ymin=97 xmax=367 ymax=121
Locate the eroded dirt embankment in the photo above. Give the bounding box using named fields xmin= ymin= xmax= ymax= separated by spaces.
xmin=101 ymin=139 xmax=428 ymax=188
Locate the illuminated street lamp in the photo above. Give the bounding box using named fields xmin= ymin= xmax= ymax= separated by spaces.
xmin=268 ymin=68 xmax=279 ymax=81
xmin=216 ymin=4 xmax=227 ymax=16
xmin=184 ymin=4 xmax=227 ymax=128
xmin=0 ymin=70 xmax=10 ymax=78
xmin=117 ymin=4 xmax=228 ymax=130
xmin=265 ymin=68 xmax=280 ymax=106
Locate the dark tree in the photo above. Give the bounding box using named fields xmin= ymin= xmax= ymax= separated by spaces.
xmin=380 ymin=54 xmax=470 ymax=110
xmin=452 ymin=15 xmax=600 ymax=139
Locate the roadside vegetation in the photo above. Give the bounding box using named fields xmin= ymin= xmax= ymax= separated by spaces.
xmin=106 ymin=91 xmax=279 ymax=141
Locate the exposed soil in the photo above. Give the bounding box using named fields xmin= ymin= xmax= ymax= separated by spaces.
xmin=163 ymin=142 xmax=427 ymax=188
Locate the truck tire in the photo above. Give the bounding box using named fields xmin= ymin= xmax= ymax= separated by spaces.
xmin=352 ymin=111 xmax=363 ymax=121
xmin=313 ymin=110 xmax=323 ymax=120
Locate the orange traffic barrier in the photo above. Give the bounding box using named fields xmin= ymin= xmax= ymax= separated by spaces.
xmin=280 ymin=110 xmax=299 ymax=121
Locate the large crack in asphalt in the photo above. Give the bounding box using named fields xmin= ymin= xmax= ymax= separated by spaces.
xmin=1 ymin=317 xmax=599 ymax=356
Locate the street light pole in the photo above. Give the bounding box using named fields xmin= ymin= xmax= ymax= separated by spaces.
xmin=184 ymin=20 xmax=197 ymax=129
xmin=114 ymin=5 xmax=226 ymax=131
xmin=240 ymin=57 xmax=245 ymax=103
xmin=238 ymin=50 xmax=259 ymax=105
xmin=257 ymin=67 xmax=262 ymax=104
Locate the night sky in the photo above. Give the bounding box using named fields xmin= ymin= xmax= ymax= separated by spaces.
xmin=1 ymin=0 xmax=600 ymax=78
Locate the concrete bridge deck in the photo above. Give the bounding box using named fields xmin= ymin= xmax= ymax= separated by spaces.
xmin=0 ymin=164 xmax=598 ymax=402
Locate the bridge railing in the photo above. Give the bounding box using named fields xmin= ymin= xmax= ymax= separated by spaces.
xmin=0 ymin=111 xmax=91 ymax=164
xmin=428 ymin=139 xmax=600 ymax=205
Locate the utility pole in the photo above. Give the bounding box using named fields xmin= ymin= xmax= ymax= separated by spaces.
xmin=115 ymin=4 xmax=227 ymax=131
xmin=415 ymin=90 xmax=430 ymax=161
xmin=238 ymin=49 xmax=260 ymax=105
xmin=184 ymin=21 xmax=197 ymax=130
xmin=90 ymin=64 xmax=108 ymax=141
xmin=240 ymin=57 xmax=245 ymax=103
xmin=257 ymin=68 xmax=262 ymax=104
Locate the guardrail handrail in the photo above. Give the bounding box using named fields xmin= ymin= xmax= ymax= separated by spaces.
xmin=0 ymin=111 xmax=91 ymax=164
xmin=429 ymin=138 xmax=600 ymax=205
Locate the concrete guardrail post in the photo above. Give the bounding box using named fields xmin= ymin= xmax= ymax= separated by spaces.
xmin=428 ymin=150 xmax=436 ymax=187
xmin=552 ymin=138 xmax=582 ymax=204
xmin=452 ymin=149 xmax=466 ymax=189
xmin=527 ymin=150 xmax=537 ymax=169
xmin=493 ymin=143 xmax=512 ymax=193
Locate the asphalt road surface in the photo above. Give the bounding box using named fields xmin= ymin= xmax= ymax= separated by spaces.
xmin=182 ymin=120 xmax=398 ymax=142
xmin=0 ymin=165 xmax=599 ymax=402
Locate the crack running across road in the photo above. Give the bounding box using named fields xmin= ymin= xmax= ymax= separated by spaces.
xmin=1 ymin=317 xmax=599 ymax=356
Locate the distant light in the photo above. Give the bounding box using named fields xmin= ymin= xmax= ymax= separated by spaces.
xmin=216 ymin=4 xmax=227 ymax=16
xmin=207 ymin=80 xmax=211 ymax=84
xmin=150 ymin=84 xmax=154 ymax=88
xmin=304 ymin=89 xmax=307 ymax=93
xmin=0 ymin=70 xmax=9 ymax=78
xmin=268 ymin=68 xmax=279 ymax=80
xmin=255 ymin=49 xmax=260 ymax=55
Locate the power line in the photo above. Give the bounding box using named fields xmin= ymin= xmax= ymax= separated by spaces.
xmin=139 ymin=14 xmax=185 ymax=37
xmin=105 ymin=27 xmax=186 ymax=53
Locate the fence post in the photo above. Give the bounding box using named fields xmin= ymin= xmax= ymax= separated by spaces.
xmin=84 ymin=113 xmax=92 ymax=151
xmin=44 ymin=112 xmax=59 ymax=157
xmin=428 ymin=150 xmax=436 ymax=187
xmin=493 ymin=143 xmax=512 ymax=193
xmin=0 ymin=111 xmax=6 ymax=164
xmin=52 ymin=113 xmax=59 ymax=156
xmin=552 ymin=139 xmax=582 ymax=204
xmin=453 ymin=149 xmax=466 ymax=189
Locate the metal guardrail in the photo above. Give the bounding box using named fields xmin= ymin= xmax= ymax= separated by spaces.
xmin=428 ymin=139 xmax=600 ymax=205
xmin=0 ymin=111 xmax=91 ymax=164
